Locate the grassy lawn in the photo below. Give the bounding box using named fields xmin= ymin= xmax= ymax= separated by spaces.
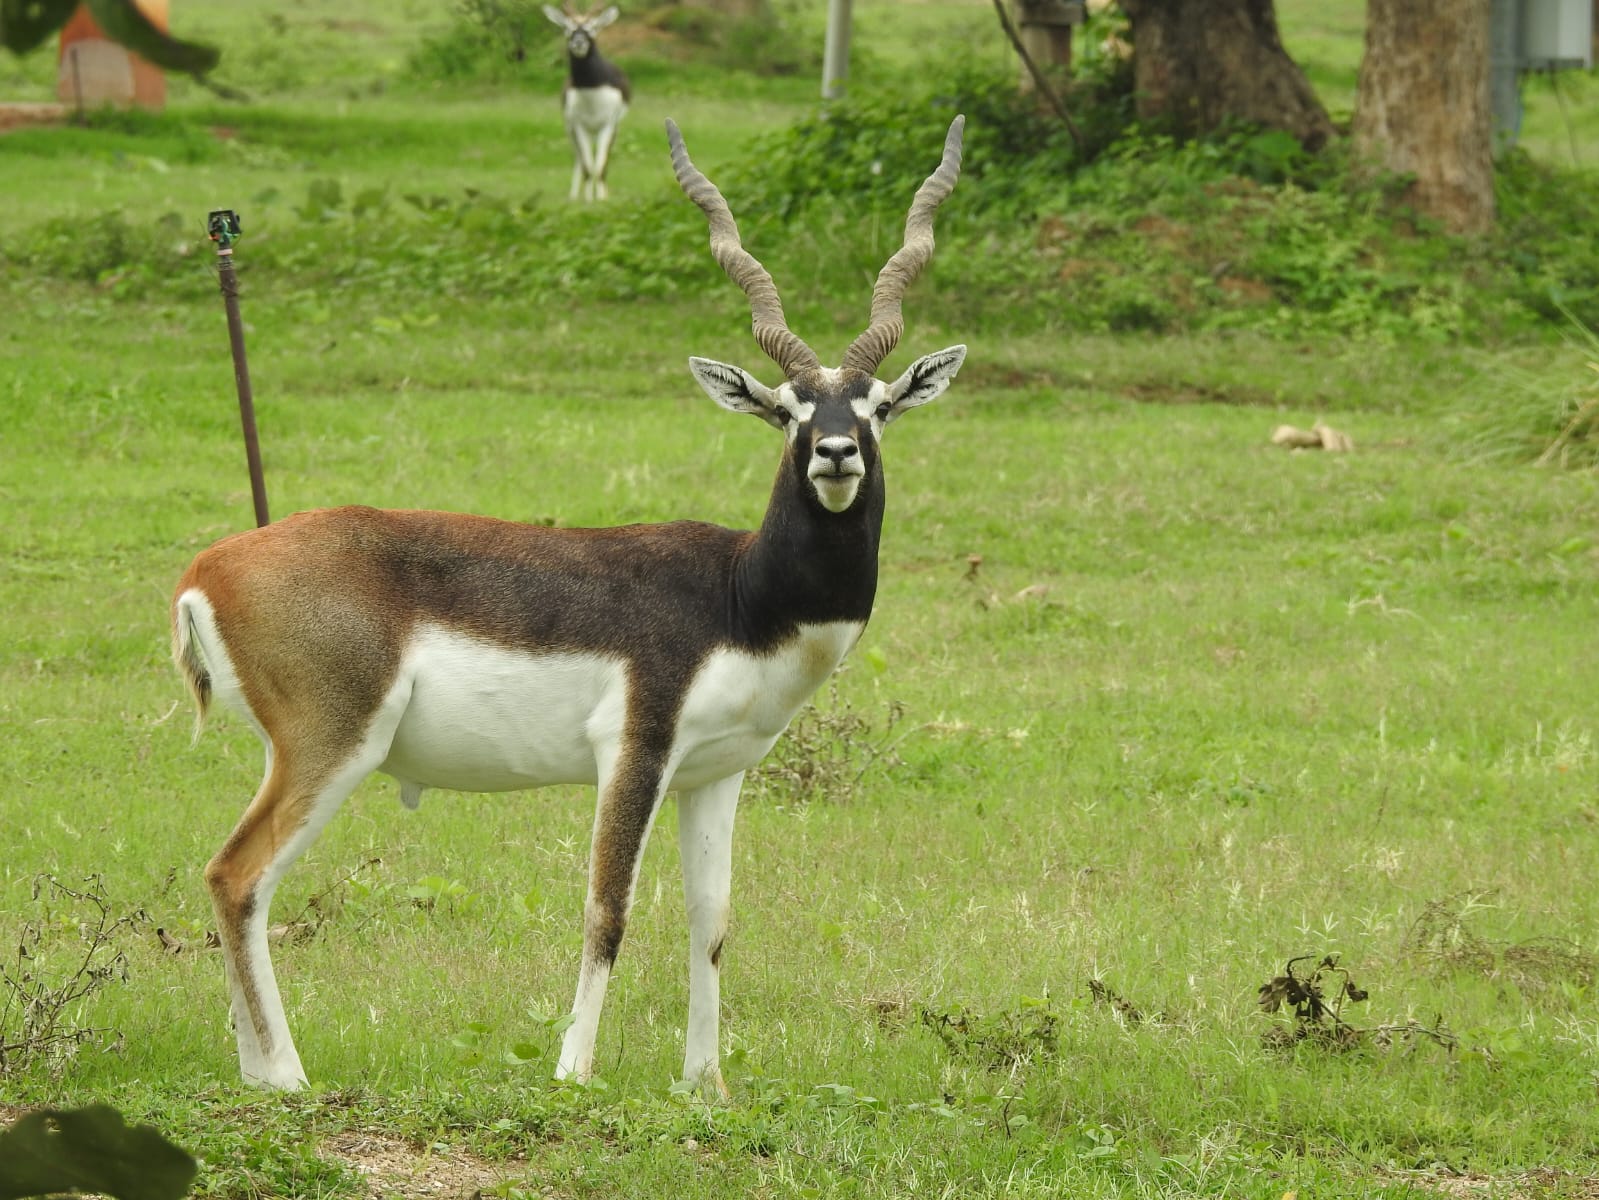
xmin=3 ymin=3 xmax=1599 ymax=1198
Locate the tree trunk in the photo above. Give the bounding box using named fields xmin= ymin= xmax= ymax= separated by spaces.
xmin=1012 ymin=0 xmax=1076 ymax=93
xmin=1118 ymin=0 xmax=1334 ymax=150
xmin=1353 ymin=0 xmax=1493 ymax=235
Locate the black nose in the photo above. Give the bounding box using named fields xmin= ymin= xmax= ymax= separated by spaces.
xmin=815 ymin=440 xmax=859 ymax=465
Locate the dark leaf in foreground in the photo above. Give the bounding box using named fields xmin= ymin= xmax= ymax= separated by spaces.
xmin=0 ymin=1104 xmax=197 ymax=1200
xmin=0 ymin=0 xmax=79 ymax=55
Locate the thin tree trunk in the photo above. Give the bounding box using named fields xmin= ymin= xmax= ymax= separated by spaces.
xmin=1119 ymin=0 xmax=1334 ymax=150
xmin=1353 ymin=0 xmax=1494 ymax=235
xmin=1012 ymin=0 xmax=1075 ymax=93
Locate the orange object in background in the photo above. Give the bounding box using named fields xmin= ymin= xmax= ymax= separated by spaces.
xmin=57 ymin=0 xmax=170 ymax=111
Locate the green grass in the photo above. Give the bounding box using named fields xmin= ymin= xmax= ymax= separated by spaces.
xmin=4 ymin=3 xmax=1599 ymax=1198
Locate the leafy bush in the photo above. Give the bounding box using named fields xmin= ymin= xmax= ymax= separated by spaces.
xmin=408 ymin=0 xmax=551 ymax=85
xmin=1494 ymin=150 xmax=1599 ymax=326
xmin=651 ymin=0 xmax=821 ymax=78
xmin=720 ymin=55 xmax=1599 ymax=340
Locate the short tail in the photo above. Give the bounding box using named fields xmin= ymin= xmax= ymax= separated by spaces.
xmin=171 ymin=596 xmax=212 ymax=745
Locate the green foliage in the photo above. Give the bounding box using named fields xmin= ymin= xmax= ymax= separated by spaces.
xmin=1494 ymin=150 xmax=1599 ymax=325
xmin=919 ymin=994 xmax=1061 ymax=1071
xmin=0 ymin=1106 xmax=195 ymax=1200
xmin=407 ymin=0 xmax=548 ymax=86
xmin=720 ymin=59 xmax=1598 ymax=341
xmin=650 ymin=0 xmax=821 ymax=79
xmin=3 ymin=58 xmax=1596 ymax=347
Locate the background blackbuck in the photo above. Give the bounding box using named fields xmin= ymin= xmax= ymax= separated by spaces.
xmin=171 ymin=115 xmax=966 ymax=1094
xmin=544 ymin=4 xmax=630 ymax=201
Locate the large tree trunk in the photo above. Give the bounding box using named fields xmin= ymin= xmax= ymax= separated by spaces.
xmin=1353 ymin=0 xmax=1493 ymax=235
xmin=1119 ymin=0 xmax=1334 ymax=150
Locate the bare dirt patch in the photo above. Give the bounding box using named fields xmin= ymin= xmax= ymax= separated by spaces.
xmin=0 ymin=102 xmax=67 ymax=132
xmin=322 ymin=1129 xmax=519 ymax=1199
xmin=1381 ymin=1167 xmax=1599 ymax=1200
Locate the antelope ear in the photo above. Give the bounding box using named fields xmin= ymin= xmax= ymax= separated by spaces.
xmin=543 ymin=5 xmax=574 ymax=28
xmin=688 ymin=358 xmax=786 ymax=430
xmin=884 ymin=345 xmax=966 ymax=422
xmin=589 ymin=5 xmax=620 ymax=30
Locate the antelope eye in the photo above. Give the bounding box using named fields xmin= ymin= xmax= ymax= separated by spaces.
xmin=875 ymin=402 xmax=893 ymax=420
xmin=775 ymin=407 xmax=793 ymax=426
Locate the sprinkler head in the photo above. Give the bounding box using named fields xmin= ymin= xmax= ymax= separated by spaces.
xmin=207 ymin=210 xmax=242 ymax=245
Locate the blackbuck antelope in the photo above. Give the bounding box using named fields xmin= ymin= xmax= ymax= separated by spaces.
xmin=172 ymin=115 xmax=966 ymax=1093
xmin=544 ymin=3 xmax=630 ymax=201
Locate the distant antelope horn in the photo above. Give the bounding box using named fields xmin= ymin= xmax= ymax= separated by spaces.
xmin=840 ymin=115 xmax=965 ymax=376
xmin=665 ymin=119 xmax=821 ymax=380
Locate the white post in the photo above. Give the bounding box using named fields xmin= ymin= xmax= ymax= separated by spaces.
xmin=822 ymin=0 xmax=852 ymax=99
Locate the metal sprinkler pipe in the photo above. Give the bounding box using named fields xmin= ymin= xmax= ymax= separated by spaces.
xmin=206 ymin=209 xmax=270 ymax=528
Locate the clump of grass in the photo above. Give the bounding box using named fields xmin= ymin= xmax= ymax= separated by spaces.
xmin=1461 ymin=314 xmax=1599 ymax=468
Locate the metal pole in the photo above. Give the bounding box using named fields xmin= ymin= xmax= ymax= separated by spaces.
xmin=1488 ymin=0 xmax=1522 ymax=158
xmin=207 ymin=210 xmax=270 ymax=528
xmin=822 ymin=0 xmax=852 ymax=100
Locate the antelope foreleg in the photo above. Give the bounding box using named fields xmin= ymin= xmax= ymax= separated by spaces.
xmin=678 ymin=771 xmax=741 ymax=1096
xmin=557 ymin=751 xmax=670 ymax=1081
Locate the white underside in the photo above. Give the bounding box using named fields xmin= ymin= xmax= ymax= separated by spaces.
xmin=564 ymin=85 xmax=626 ymax=136
xmin=378 ymin=620 xmax=864 ymax=800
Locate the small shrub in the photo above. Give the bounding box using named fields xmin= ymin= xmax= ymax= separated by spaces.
xmin=0 ymin=875 xmax=147 ymax=1078
xmin=744 ymin=682 xmax=906 ymax=806
xmin=1257 ymin=953 xmax=1458 ymax=1056
xmin=918 ymin=993 xmax=1061 ymax=1071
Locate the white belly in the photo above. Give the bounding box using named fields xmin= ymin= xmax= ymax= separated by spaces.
xmin=565 ymin=86 xmax=626 ymax=134
xmin=375 ymin=620 xmax=862 ymax=798
xmin=379 ymin=626 xmax=624 ymax=792
xmin=668 ymin=621 xmax=864 ymax=792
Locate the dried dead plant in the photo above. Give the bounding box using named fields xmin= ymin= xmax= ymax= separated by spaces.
xmin=1 ymin=875 xmax=148 ymax=1077
xmin=1404 ymin=892 xmax=1596 ymax=1001
xmin=1258 ymin=953 xmax=1456 ymax=1056
xmin=745 ymin=680 xmax=908 ymax=806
